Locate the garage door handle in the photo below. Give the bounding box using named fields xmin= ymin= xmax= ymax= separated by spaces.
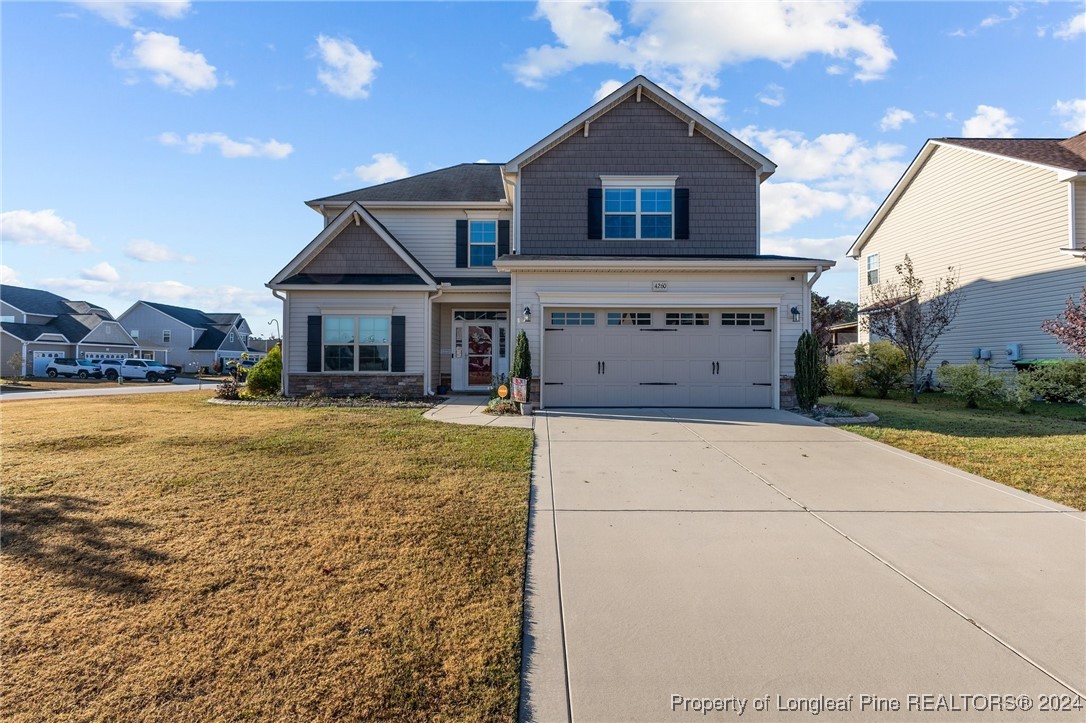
xmin=753 ymin=329 xmax=772 ymax=333
xmin=640 ymin=382 xmax=678 ymax=386
xmin=639 ymin=328 xmax=677 ymax=332
xmin=545 ymin=327 xmax=565 ymax=331
xmin=752 ymin=383 xmax=772 ymax=386
xmin=544 ymin=381 xmax=564 ymax=386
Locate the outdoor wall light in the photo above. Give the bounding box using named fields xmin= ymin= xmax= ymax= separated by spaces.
xmin=790 ymin=306 xmax=801 ymax=322
xmin=521 ymin=306 xmax=532 ymax=323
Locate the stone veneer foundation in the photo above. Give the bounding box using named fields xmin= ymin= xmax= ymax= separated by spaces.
xmin=288 ymin=373 xmax=424 ymax=398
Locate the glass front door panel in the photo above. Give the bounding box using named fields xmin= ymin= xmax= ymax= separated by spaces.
xmin=468 ymin=325 xmax=493 ymax=386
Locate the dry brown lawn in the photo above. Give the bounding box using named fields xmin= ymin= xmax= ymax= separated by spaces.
xmin=1 ymin=393 xmax=533 ymax=721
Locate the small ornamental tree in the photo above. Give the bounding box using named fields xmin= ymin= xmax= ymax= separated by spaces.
xmin=1041 ymin=286 xmax=1086 ymax=357
xmin=861 ymin=255 xmax=962 ymax=403
xmin=511 ymin=330 xmax=532 ymax=402
xmin=793 ymin=330 xmax=822 ymax=412
xmin=6 ymin=351 xmax=24 ymax=382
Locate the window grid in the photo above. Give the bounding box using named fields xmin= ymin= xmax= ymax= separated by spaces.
xmin=721 ymin=312 xmax=766 ymax=326
xmin=665 ymin=312 xmax=709 ymax=326
xmin=607 ymin=312 xmax=652 ymax=326
xmin=603 ymin=187 xmax=673 ymax=240
xmin=162 ymin=330 xmax=171 ymax=343
xmin=453 ymin=310 xmax=507 ymax=321
xmin=550 ymin=311 xmax=596 ymax=326
xmin=323 ymin=315 xmax=391 ymax=372
xmin=867 ymin=254 xmax=879 ymax=286
xmin=469 ymin=220 xmax=497 ymax=268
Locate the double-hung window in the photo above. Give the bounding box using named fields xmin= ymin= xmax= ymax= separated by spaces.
xmin=867 ymin=254 xmax=879 ymax=286
xmin=162 ymin=330 xmax=171 ymax=343
xmin=323 ymin=316 xmax=390 ymax=372
xmin=604 ymin=187 xmax=674 ymax=239
xmin=469 ymin=220 xmax=497 ymax=267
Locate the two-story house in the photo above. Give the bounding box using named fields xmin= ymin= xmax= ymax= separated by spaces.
xmin=269 ymin=76 xmax=835 ymax=409
xmin=116 ymin=301 xmax=258 ymax=372
xmin=848 ymin=133 xmax=1086 ymax=369
xmin=0 ymin=284 xmax=138 ymax=376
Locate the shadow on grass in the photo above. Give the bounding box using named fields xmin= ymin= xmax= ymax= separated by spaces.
xmin=1 ymin=494 xmax=168 ymax=600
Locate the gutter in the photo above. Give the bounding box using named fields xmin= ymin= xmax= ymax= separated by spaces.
xmin=424 ymin=284 xmax=450 ymax=395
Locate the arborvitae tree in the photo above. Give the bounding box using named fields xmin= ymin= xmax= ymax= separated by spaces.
xmin=794 ymin=330 xmax=822 ymax=412
xmin=511 ymin=329 xmax=533 ymax=403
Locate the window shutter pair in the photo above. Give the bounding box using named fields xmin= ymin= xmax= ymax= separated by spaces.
xmin=456 ymin=219 xmax=509 ymax=267
xmin=586 ymin=188 xmax=690 ymax=240
xmin=306 ymin=315 xmax=406 ymax=373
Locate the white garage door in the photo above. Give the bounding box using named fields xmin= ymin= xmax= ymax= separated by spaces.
xmin=32 ymin=351 xmax=65 ymax=377
xmin=543 ymin=309 xmax=774 ymax=408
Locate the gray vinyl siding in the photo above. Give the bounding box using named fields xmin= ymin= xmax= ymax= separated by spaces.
xmin=118 ymin=303 xmax=203 ymax=367
xmin=284 ymin=290 xmax=428 ymax=374
xmin=1 ymin=332 xmax=24 ymax=374
xmin=857 ymin=144 xmax=1086 ymax=368
xmin=300 ymin=222 xmax=416 ymax=275
xmin=0 ymin=301 xmax=23 ymax=322
xmin=370 ymin=208 xmax=512 ymax=278
xmin=1075 ymin=180 xmax=1086 ymax=249
xmin=519 ymin=96 xmax=759 ymax=256
xmin=79 ymin=321 xmax=134 ymax=346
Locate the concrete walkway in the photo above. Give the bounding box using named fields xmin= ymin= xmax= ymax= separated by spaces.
xmin=423 ymin=394 xmax=534 ymax=428
xmin=0 ymin=377 xmax=216 ymax=402
xmin=521 ymin=408 xmax=1085 ymax=722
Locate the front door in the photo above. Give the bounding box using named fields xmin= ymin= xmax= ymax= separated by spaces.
xmin=452 ymin=316 xmax=509 ymax=391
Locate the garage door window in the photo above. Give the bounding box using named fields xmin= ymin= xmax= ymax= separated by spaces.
xmin=607 ymin=312 xmax=652 ymax=326
xmin=721 ymin=312 xmax=766 ymax=326
xmin=665 ymin=312 xmax=709 ymax=326
xmin=550 ymin=311 xmax=595 ymax=326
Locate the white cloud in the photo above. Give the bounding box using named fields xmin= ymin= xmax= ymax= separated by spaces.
xmin=879 ymin=106 xmax=915 ymax=131
xmin=761 ymin=234 xmax=855 ymax=264
xmin=979 ymin=4 xmax=1022 ymax=29
xmin=0 ymin=265 xmax=22 ymax=285
xmin=124 ymin=239 xmax=194 ymax=263
xmin=74 ymin=1 xmax=190 ymax=28
xmin=158 ymin=131 xmax=293 ymax=159
xmin=80 ymin=262 xmax=120 ymax=283
xmin=1054 ymin=11 xmax=1085 ymax=39
xmin=0 ymin=209 xmax=93 ymax=252
xmin=347 ymin=153 xmax=411 ymax=185
xmin=1053 ymin=99 xmax=1086 ymax=134
xmin=761 ymin=182 xmax=849 ymax=233
xmin=757 ymin=83 xmax=785 ymax=107
xmin=594 ymin=78 xmax=625 ymax=101
xmin=113 ymin=31 xmax=218 ymax=93
xmin=512 ymin=1 xmax=895 ymax=119
xmin=961 ymin=105 xmax=1018 ymax=137
xmin=315 ymin=35 xmax=379 ymax=99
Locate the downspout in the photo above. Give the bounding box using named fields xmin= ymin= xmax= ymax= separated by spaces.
xmin=21 ymin=341 xmax=27 ymax=377
xmin=425 ymin=284 xmax=448 ymax=395
xmin=803 ymin=265 xmax=825 ymax=333
xmin=271 ymin=289 xmax=287 ymax=395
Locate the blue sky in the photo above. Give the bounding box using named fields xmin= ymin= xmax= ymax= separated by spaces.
xmin=2 ymin=1 xmax=1084 ymax=333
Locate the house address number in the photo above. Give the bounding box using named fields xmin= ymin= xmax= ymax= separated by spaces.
xmin=652 ymin=281 xmax=668 ymax=292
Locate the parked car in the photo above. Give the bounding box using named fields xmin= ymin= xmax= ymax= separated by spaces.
xmin=45 ymin=359 xmax=103 ymax=379
xmin=230 ymin=358 xmax=259 ymax=380
xmin=99 ymin=358 xmax=177 ymax=382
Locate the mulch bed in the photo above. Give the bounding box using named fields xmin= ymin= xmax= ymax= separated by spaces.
xmin=209 ymin=396 xmax=446 ymax=409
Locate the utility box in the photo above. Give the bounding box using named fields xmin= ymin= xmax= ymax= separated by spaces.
xmin=1005 ymin=343 xmax=1022 ymax=362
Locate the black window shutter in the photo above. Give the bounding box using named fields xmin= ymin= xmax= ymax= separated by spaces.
xmin=497 ymin=220 xmax=510 ymax=257
xmin=391 ymin=316 xmax=406 ymax=372
xmin=307 ymin=315 xmax=322 ymax=372
xmin=455 ymin=220 xmax=468 ymax=268
xmin=675 ymin=188 xmax=690 ymax=240
xmin=587 ymin=188 xmax=603 ymax=239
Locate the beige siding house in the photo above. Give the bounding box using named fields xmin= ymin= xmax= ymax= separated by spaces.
xmin=848 ymin=133 xmax=1086 ymax=369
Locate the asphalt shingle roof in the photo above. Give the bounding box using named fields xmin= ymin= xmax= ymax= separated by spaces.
xmin=937 ymin=132 xmax=1086 ymax=172
xmin=0 ymin=284 xmax=72 ymax=316
xmin=0 ymin=322 xmax=51 ymax=341
xmin=279 ymin=273 xmax=429 ymax=285
xmin=142 ymin=301 xmax=243 ymax=330
xmin=190 ymin=327 xmax=227 ymax=351
xmin=308 ymin=163 xmax=507 ymax=204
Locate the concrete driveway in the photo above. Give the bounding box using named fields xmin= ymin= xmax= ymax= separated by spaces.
xmin=520 ymin=409 xmax=1085 ymax=722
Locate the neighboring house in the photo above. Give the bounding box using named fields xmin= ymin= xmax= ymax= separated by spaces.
xmin=268 ymin=76 xmax=835 ymax=409
xmin=848 ymin=132 xmax=1086 ymax=369
xmin=0 ymin=284 xmax=138 ymax=376
xmin=828 ymin=321 xmax=859 ymax=355
xmin=116 ymin=301 xmax=261 ymax=372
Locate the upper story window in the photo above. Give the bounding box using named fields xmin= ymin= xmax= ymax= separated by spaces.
xmin=867 ymin=254 xmax=880 ymax=286
xmin=0 ymin=316 xmax=13 ymax=323
xmin=604 ymin=188 xmax=673 ymax=240
xmin=469 ymin=220 xmax=497 ymax=267
xmin=162 ymin=330 xmax=171 ymax=343
xmin=130 ymin=329 xmax=140 ymax=338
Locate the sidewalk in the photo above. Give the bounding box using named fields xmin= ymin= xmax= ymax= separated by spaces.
xmin=423 ymin=394 xmax=534 ymax=428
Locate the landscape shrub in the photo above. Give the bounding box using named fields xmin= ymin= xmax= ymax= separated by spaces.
xmin=1002 ymin=371 xmax=1040 ymax=413
xmin=826 ymin=362 xmax=858 ymax=396
xmin=850 ymin=342 xmax=909 ymax=399
xmin=938 ymin=362 xmax=1006 ymax=408
xmin=215 ymin=376 xmax=241 ymax=400
xmin=1022 ymin=359 xmax=1086 ymax=404
xmin=245 ymin=346 xmax=282 ymax=397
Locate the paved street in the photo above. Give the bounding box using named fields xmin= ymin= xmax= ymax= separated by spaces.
xmin=520 ymin=409 xmax=1086 ymax=722
xmin=0 ymin=377 xmax=217 ymax=402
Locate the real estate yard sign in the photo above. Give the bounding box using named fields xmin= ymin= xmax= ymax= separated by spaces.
xmin=511 ymin=377 xmax=528 ymax=403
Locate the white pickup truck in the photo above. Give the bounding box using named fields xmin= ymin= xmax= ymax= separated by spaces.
xmin=99 ymin=359 xmax=177 ymax=382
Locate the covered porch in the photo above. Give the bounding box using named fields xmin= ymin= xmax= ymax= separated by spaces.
xmin=428 ymin=287 xmax=512 ymax=394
